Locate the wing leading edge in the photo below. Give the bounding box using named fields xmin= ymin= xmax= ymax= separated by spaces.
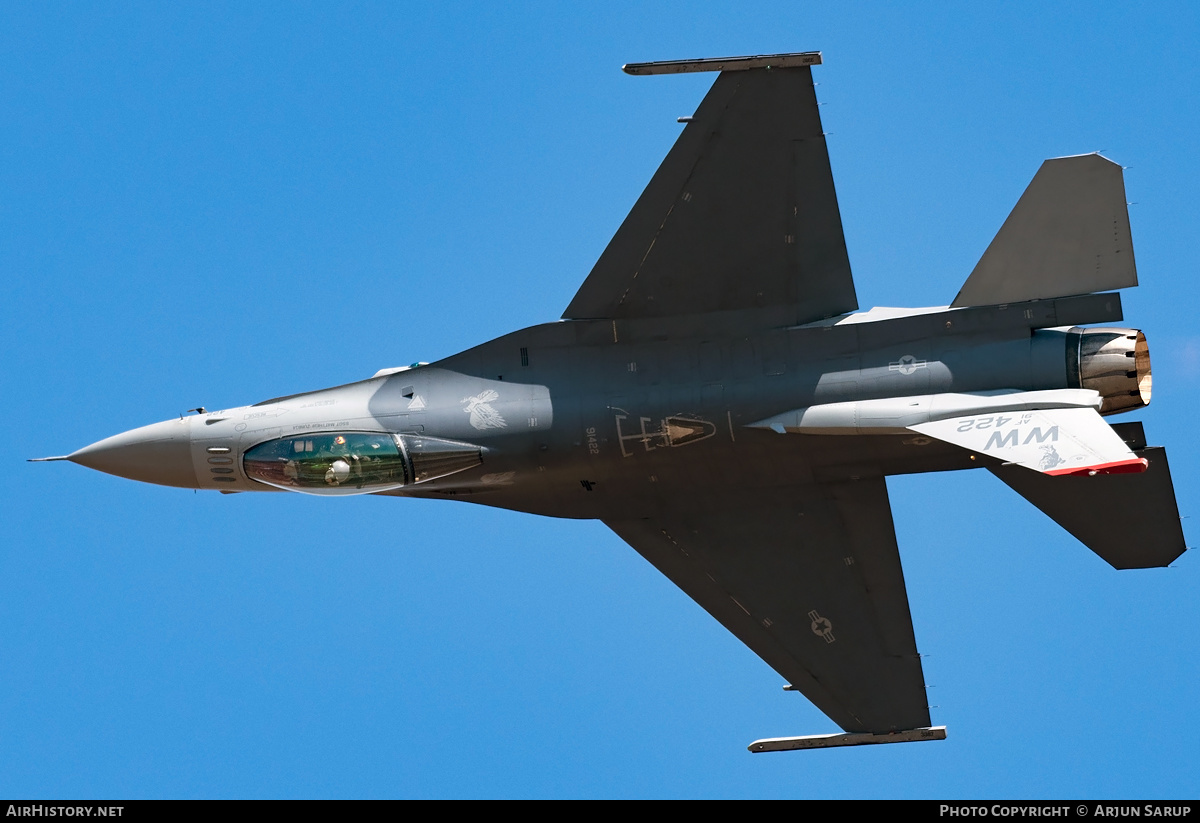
xmin=605 ymin=477 xmax=930 ymax=734
xmin=565 ymin=53 xmax=858 ymax=327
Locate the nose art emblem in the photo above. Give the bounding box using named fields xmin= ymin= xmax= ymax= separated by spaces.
xmin=461 ymin=390 xmax=507 ymax=430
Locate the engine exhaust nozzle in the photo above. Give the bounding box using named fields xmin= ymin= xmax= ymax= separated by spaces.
xmin=1068 ymin=327 xmax=1152 ymax=415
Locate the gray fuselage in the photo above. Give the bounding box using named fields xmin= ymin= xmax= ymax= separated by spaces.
xmin=97 ymin=292 xmax=1124 ymax=520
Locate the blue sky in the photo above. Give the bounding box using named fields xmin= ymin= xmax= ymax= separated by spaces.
xmin=3 ymin=2 xmax=1198 ymax=798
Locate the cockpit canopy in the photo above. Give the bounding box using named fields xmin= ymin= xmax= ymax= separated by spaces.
xmin=243 ymin=432 xmax=481 ymax=496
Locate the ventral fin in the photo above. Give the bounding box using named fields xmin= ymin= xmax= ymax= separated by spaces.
xmin=909 ymin=407 xmax=1146 ymax=477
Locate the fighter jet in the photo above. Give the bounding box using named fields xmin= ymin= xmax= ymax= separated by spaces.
xmin=34 ymin=52 xmax=1185 ymax=751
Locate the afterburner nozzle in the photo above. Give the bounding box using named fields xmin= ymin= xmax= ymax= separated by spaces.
xmin=1070 ymin=328 xmax=1152 ymax=416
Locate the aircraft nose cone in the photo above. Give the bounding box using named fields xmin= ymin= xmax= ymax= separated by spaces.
xmin=69 ymin=418 xmax=197 ymax=488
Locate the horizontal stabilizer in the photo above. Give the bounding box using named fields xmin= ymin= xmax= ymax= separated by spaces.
xmin=952 ymin=154 xmax=1137 ymax=307
xmin=749 ymin=726 xmax=946 ymax=752
xmin=991 ymin=445 xmax=1185 ymax=569
xmin=910 ymin=407 xmax=1145 ymax=476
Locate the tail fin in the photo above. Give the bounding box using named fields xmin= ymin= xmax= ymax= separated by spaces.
xmin=951 ymin=154 xmax=1137 ymax=307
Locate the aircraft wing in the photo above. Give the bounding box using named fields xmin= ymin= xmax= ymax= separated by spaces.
xmin=565 ymin=54 xmax=858 ymax=326
xmin=604 ymin=476 xmax=930 ymax=734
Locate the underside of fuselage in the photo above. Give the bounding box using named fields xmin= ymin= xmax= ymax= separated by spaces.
xmin=38 ymin=52 xmax=1185 ymax=747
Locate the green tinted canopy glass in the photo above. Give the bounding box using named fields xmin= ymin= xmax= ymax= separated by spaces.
xmin=244 ymin=432 xmax=409 ymax=495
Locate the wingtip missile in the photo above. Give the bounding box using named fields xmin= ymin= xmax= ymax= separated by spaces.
xmin=622 ymin=51 xmax=822 ymax=76
xmin=748 ymin=726 xmax=947 ymax=753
